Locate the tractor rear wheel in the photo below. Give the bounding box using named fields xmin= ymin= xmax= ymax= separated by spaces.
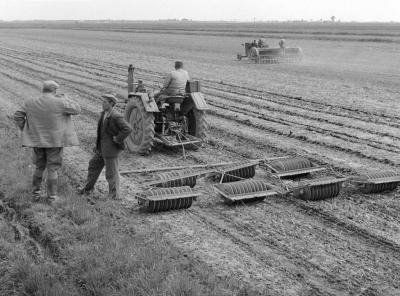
xmin=124 ymin=98 xmax=155 ymax=155
xmin=186 ymin=108 xmax=208 ymax=141
xmin=248 ymin=47 xmax=260 ymax=63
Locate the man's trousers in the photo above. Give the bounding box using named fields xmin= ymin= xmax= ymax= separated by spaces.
xmin=32 ymin=147 xmax=63 ymax=196
xmin=84 ymin=151 xmax=120 ymax=199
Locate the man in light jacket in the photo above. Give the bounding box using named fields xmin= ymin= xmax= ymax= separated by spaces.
xmin=14 ymin=80 xmax=81 ymax=201
xmin=155 ymin=61 xmax=190 ymax=99
xmin=79 ymin=94 xmax=132 ymax=200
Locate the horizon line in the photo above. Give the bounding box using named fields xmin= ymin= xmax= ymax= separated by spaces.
xmin=1 ymin=19 xmax=399 ymax=24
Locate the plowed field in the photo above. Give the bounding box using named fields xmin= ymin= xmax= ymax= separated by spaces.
xmin=1 ymin=23 xmax=400 ymax=295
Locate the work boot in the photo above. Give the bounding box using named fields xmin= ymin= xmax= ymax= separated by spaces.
xmin=31 ymin=188 xmax=41 ymax=202
xmin=46 ymin=179 xmax=60 ymax=202
xmin=108 ymin=182 xmax=120 ymax=200
xmin=78 ymin=184 xmax=94 ymax=195
xmin=31 ymin=175 xmax=42 ymax=202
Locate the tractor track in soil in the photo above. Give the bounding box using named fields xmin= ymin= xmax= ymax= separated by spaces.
xmin=207 ymin=101 xmax=400 ymax=155
xmin=1 ymin=35 xmax=400 ymax=295
xmin=208 ymin=107 xmax=399 ymax=167
xmin=190 ymin=206 xmax=400 ymax=292
xmin=186 ymin=210 xmax=340 ymax=296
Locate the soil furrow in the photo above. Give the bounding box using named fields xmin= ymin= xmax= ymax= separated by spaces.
xmin=207 ymin=99 xmax=400 ymax=154
xmin=197 ymin=206 xmax=400 ymax=293
xmin=208 ymin=108 xmax=400 ymax=168
xmin=183 ymin=210 xmax=334 ymax=296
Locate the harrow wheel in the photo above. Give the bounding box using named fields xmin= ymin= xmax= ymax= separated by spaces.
xmin=124 ymin=98 xmax=155 ymax=155
xmin=357 ymin=171 xmax=400 ymax=193
xmin=270 ymin=157 xmax=312 ymax=172
xmin=215 ymin=180 xmax=271 ymax=204
xmin=144 ymin=187 xmax=196 ymax=212
xmin=155 ymin=170 xmax=197 ymax=188
xmin=295 ymin=181 xmax=342 ymax=201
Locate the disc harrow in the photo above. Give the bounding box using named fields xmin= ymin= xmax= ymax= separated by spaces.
xmin=353 ymin=171 xmax=400 ymax=194
xmin=138 ymin=186 xmax=201 ymax=212
xmin=216 ymin=161 xmax=257 ymax=183
xmin=292 ymin=177 xmax=347 ymax=201
xmin=214 ymin=180 xmax=277 ymax=204
xmin=266 ymin=157 xmax=325 ymax=178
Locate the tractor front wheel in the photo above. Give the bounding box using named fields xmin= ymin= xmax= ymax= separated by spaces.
xmin=124 ymin=98 xmax=155 ymax=155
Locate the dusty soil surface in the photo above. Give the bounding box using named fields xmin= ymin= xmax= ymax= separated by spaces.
xmin=1 ymin=26 xmax=400 ymax=295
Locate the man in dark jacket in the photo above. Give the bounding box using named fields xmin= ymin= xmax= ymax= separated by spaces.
xmin=79 ymin=94 xmax=132 ymax=199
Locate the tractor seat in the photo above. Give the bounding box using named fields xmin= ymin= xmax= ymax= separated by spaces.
xmin=165 ymin=96 xmax=185 ymax=104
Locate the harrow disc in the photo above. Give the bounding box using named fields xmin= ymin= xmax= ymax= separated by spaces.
xmin=355 ymin=171 xmax=400 ymax=193
xmin=155 ymin=170 xmax=197 ymax=188
xmin=293 ymin=178 xmax=345 ymax=201
xmin=269 ymin=157 xmax=312 ymax=173
xmin=140 ymin=186 xmax=199 ymax=212
xmin=218 ymin=162 xmax=256 ymax=183
xmin=214 ymin=180 xmax=275 ymax=204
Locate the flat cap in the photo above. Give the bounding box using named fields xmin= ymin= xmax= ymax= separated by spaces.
xmin=175 ymin=61 xmax=183 ymax=69
xmin=42 ymin=80 xmax=59 ymax=91
xmin=101 ymin=93 xmax=118 ymax=104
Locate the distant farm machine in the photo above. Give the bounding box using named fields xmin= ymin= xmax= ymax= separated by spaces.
xmin=123 ymin=65 xmax=209 ymax=155
xmin=237 ymin=39 xmax=303 ymax=63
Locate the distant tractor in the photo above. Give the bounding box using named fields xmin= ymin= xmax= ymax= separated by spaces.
xmin=237 ymin=39 xmax=303 ymax=63
xmin=124 ymin=65 xmax=209 ymax=155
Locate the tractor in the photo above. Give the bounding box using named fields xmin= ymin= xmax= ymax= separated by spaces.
xmin=124 ymin=65 xmax=209 ymax=155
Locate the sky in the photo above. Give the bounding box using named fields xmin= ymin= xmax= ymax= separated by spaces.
xmin=0 ymin=0 xmax=399 ymax=22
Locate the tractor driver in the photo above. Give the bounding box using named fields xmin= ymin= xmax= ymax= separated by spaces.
xmin=155 ymin=61 xmax=190 ymax=100
xmin=258 ymin=38 xmax=268 ymax=48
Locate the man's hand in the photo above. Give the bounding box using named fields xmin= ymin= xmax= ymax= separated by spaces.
xmin=113 ymin=136 xmax=120 ymax=144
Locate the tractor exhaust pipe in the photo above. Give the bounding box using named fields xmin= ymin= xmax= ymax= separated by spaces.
xmin=128 ymin=64 xmax=134 ymax=94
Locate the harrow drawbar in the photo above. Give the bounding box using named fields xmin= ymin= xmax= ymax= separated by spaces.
xmin=292 ymin=177 xmax=347 ymax=201
xmin=214 ymin=180 xmax=277 ymax=204
xmin=353 ymin=171 xmax=400 ymax=194
xmin=138 ymin=186 xmax=201 ymax=212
